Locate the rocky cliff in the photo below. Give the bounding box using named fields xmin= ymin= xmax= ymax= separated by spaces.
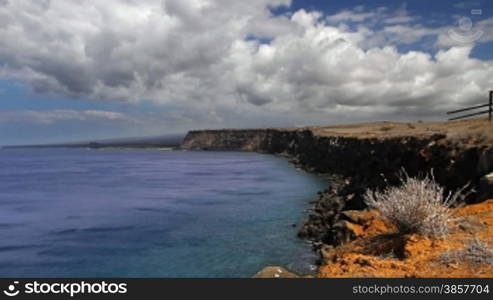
xmin=181 ymin=120 xmax=493 ymax=251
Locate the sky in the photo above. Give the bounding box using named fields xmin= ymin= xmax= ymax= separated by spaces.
xmin=0 ymin=0 xmax=493 ymax=145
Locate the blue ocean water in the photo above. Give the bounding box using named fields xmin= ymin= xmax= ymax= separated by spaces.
xmin=0 ymin=149 xmax=326 ymax=277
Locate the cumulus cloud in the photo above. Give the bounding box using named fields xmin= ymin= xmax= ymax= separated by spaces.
xmin=0 ymin=0 xmax=492 ymax=126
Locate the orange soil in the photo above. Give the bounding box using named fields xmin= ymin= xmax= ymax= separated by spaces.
xmin=317 ymin=200 xmax=493 ymax=278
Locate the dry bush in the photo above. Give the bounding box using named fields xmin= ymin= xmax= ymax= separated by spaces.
xmin=364 ymin=172 xmax=465 ymax=238
xmin=379 ymin=126 xmax=394 ymax=132
xmin=442 ymin=238 xmax=493 ymax=266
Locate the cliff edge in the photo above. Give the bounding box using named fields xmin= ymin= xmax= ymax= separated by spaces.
xmin=181 ymin=118 xmax=493 ymax=276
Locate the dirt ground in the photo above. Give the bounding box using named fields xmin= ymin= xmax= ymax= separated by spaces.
xmin=197 ymin=117 xmax=493 ymax=146
xmin=307 ymin=118 xmax=493 ymax=145
xmin=317 ymin=200 xmax=493 ymax=278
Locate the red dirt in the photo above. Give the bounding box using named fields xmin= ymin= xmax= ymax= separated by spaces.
xmin=317 ymin=200 xmax=493 ymax=278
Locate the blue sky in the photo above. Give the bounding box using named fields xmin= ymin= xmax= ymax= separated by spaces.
xmin=289 ymin=0 xmax=493 ymax=58
xmin=0 ymin=0 xmax=492 ymax=145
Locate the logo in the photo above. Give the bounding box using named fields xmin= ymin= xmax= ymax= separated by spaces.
xmin=1 ymin=280 xmax=127 ymax=297
xmin=3 ymin=281 xmax=20 ymax=297
xmin=448 ymin=9 xmax=484 ymax=44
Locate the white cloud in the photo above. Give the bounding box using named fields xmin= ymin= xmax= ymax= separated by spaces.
xmin=0 ymin=0 xmax=492 ymax=127
xmin=326 ymin=9 xmax=376 ymax=24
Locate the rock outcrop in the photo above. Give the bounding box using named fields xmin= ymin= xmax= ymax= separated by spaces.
xmin=181 ymin=120 xmax=493 ymax=252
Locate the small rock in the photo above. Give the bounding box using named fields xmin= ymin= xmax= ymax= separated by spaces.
xmin=253 ymin=266 xmax=299 ymax=278
xmin=356 ymin=258 xmax=373 ymax=267
xmin=458 ymin=216 xmax=485 ymax=233
xmin=478 ymin=173 xmax=493 ymax=201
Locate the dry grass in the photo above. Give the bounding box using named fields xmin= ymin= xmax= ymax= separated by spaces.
xmin=364 ymin=172 xmax=465 ymax=238
xmin=311 ymin=118 xmax=492 ymax=145
xmin=379 ymin=126 xmax=394 ymax=132
xmin=442 ymin=238 xmax=493 ymax=267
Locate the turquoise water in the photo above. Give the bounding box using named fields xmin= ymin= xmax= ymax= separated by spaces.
xmin=0 ymin=149 xmax=326 ymax=277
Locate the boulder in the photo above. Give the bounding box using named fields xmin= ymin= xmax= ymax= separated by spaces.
xmin=478 ymin=173 xmax=493 ymax=201
xmin=253 ymin=266 xmax=299 ymax=278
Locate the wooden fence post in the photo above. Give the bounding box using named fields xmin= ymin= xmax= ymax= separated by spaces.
xmin=490 ymin=91 xmax=493 ymax=122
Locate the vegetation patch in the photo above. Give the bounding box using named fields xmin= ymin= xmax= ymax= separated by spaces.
xmin=364 ymin=172 xmax=467 ymax=238
xmin=442 ymin=238 xmax=493 ymax=267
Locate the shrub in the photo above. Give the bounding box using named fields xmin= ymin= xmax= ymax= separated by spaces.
xmin=364 ymin=172 xmax=464 ymax=238
xmin=442 ymin=238 xmax=493 ymax=266
xmin=379 ymin=126 xmax=394 ymax=132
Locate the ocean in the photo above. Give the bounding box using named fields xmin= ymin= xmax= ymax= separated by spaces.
xmin=0 ymin=149 xmax=326 ymax=277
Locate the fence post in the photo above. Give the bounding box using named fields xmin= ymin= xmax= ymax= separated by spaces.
xmin=490 ymin=90 xmax=493 ymax=122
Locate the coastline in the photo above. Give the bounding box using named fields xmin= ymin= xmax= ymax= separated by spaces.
xmin=180 ymin=119 xmax=493 ymax=277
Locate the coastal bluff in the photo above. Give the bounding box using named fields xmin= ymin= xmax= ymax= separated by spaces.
xmin=181 ymin=119 xmax=493 ymax=250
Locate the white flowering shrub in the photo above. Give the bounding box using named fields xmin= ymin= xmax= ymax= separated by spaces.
xmin=364 ymin=172 xmax=464 ymax=238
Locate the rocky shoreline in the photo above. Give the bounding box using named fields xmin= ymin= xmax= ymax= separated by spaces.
xmin=180 ymin=120 xmax=493 ymax=269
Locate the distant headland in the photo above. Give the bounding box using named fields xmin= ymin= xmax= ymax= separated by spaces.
xmin=1 ymin=134 xmax=184 ymax=150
